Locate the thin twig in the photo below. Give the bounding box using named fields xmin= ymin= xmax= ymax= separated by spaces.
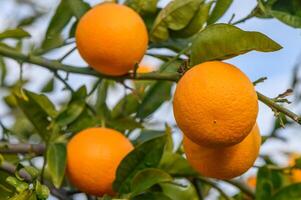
xmin=0 ymin=143 xmax=45 ymax=155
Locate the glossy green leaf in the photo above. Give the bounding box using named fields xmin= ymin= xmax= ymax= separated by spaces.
xmin=111 ymin=94 xmax=140 ymax=119
xmin=160 ymin=182 xmax=199 ymax=200
xmin=160 ymin=152 xmax=198 ymax=176
xmin=172 ymin=2 xmax=211 ymax=38
xmin=151 ymin=0 xmax=203 ymax=42
xmin=137 ymin=81 xmax=172 ymax=119
xmin=67 ymin=0 xmax=90 ymax=19
xmin=125 ymin=0 xmax=158 ymax=15
xmin=272 ymin=183 xmax=301 ymax=200
xmin=0 ymin=28 xmax=30 ymax=40
xmin=207 ymin=0 xmax=234 ymax=24
xmin=132 ymin=192 xmax=172 ymax=200
xmin=95 ymin=80 xmax=110 ymax=120
xmin=113 ymin=135 xmax=167 ymax=194
xmin=46 ymin=143 xmax=67 ymax=188
xmin=107 ymin=117 xmax=142 ymax=132
xmin=191 ymin=23 xmax=282 ymax=65
xmin=41 ymin=78 xmax=55 ymax=93
xmin=270 ymin=0 xmax=301 ymax=28
xmin=134 ymin=130 xmax=166 ymax=145
xmin=40 ymin=0 xmax=73 ymax=52
xmin=131 ymin=168 xmax=172 ymax=197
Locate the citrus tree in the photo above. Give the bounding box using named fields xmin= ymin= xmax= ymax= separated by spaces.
xmin=0 ymin=0 xmax=301 ymax=199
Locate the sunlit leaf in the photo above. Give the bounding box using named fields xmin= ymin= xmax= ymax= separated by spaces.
xmin=207 ymin=0 xmax=233 ymax=24
xmin=125 ymin=0 xmax=158 ymax=15
xmin=191 ymin=23 xmax=282 ymax=65
xmin=151 ymin=0 xmax=203 ymax=42
xmin=160 ymin=182 xmax=199 ymax=200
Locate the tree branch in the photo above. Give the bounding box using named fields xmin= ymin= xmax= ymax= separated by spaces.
xmin=223 ymin=179 xmax=255 ymax=199
xmin=0 ymin=143 xmax=45 ymax=155
xmin=0 ymin=45 xmax=300 ymax=126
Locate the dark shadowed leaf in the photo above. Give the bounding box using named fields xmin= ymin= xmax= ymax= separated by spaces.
xmin=131 ymin=168 xmax=172 ymax=197
xmin=95 ymin=80 xmax=110 ymax=120
xmin=40 ymin=0 xmax=73 ymax=53
xmin=107 ymin=117 xmax=143 ymax=132
xmin=191 ymin=24 xmax=282 ymax=65
xmin=47 ymin=143 xmax=67 ymax=188
xmin=67 ymin=108 xmax=99 ymax=133
xmin=207 ymin=0 xmax=233 ymax=24
xmin=160 ymin=182 xmax=199 ymax=200
xmin=270 ymin=0 xmax=301 ymax=28
xmin=0 ymin=56 xmax=6 ymax=86
xmin=272 ymin=183 xmax=301 ymax=200
xmin=69 ymin=21 xmax=78 ymax=38
xmin=67 ymin=0 xmax=91 ymax=19
xmin=172 ymin=2 xmax=211 ymax=38
xmin=0 ymin=29 xmax=30 ymax=40
xmin=41 ymin=78 xmax=55 ymax=93
xmin=133 ymin=130 xmax=166 ymax=145
xmin=137 ymin=81 xmax=172 ymax=119
xmin=125 ymin=0 xmax=158 ymax=15
xmin=14 ymin=90 xmax=57 ymax=141
xmin=151 ymin=0 xmax=203 ymax=42
xmin=113 ymin=135 xmax=166 ymax=194
xmin=111 ymin=93 xmax=140 ymax=119
xmin=132 ymin=192 xmax=172 ymax=200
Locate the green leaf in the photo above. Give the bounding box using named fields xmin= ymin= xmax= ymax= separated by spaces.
xmin=125 ymin=0 xmax=158 ymax=15
xmin=172 ymin=2 xmax=212 ymax=38
xmin=131 ymin=168 xmax=172 ymax=197
xmin=0 ymin=56 xmax=6 ymax=86
xmin=159 ymin=152 xmax=198 ymax=176
xmin=134 ymin=130 xmax=166 ymax=145
xmin=132 ymin=192 xmax=172 ymax=200
xmin=111 ymin=94 xmax=140 ymax=119
xmin=151 ymin=0 xmax=203 ymax=42
xmin=69 ymin=21 xmax=78 ymax=38
xmin=0 ymin=28 xmax=30 ymax=40
xmin=67 ymin=108 xmax=98 ymax=133
xmin=269 ymin=0 xmax=301 ymax=28
xmin=6 ymin=177 xmax=28 ymax=193
xmin=191 ymin=23 xmax=282 ymax=65
xmin=137 ymin=81 xmax=172 ymax=119
xmin=41 ymin=78 xmax=55 ymax=93
xmin=40 ymin=0 xmax=73 ymax=52
xmin=56 ymin=86 xmax=87 ymax=127
xmin=256 ymin=166 xmax=283 ymax=200
xmin=113 ymin=135 xmax=167 ymax=194
xmin=107 ymin=117 xmax=143 ymax=132
xmin=95 ymin=80 xmax=110 ymax=120
xmin=46 ymin=143 xmax=67 ymax=188
xmin=207 ymin=0 xmax=234 ymax=24
xmin=67 ymin=0 xmax=91 ymax=19
xmin=35 ymin=181 xmax=49 ymax=200
xmin=14 ymin=90 xmax=57 ymax=141
xmin=8 ymin=190 xmax=32 ymax=200
xmin=160 ymin=182 xmax=199 ymax=200
xmin=272 ymin=183 xmax=301 ymax=200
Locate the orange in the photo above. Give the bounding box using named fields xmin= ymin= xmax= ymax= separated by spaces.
xmin=173 ymin=61 xmax=258 ymax=147
xmin=246 ymin=176 xmax=257 ymax=189
xmin=137 ymin=65 xmax=153 ymax=73
xmin=76 ymin=3 xmax=148 ymax=76
xmin=288 ymin=154 xmax=301 ymax=183
xmin=67 ymin=127 xmax=133 ymax=196
xmin=183 ymin=124 xmax=261 ymax=179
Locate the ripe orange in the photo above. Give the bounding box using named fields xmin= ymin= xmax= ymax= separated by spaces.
xmin=173 ymin=61 xmax=258 ymax=147
xmin=288 ymin=154 xmax=301 ymax=183
xmin=183 ymin=124 xmax=261 ymax=179
xmin=66 ymin=127 xmax=133 ymax=196
xmin=246 ymin=176 xmax=257 ymax=189
xmin=76 ymin=3 xmax=148 ymax=76
xmin=137 ymin=65 xmax=153 ymax=73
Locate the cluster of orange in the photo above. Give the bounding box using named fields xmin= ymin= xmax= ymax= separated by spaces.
xmin=66 ymin=2 xmax=262 ymax=197
xmin=173 ymin=61 xmax=261 ymax=179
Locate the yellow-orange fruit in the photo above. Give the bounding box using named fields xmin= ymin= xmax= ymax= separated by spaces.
xmin=289 ymin=154 xmax=301 ymax=183
xmin=247 ymin=176 xmax=257 ymax=189
xmin=67 ymin=127 xmax=133 ymax=196
xmin=173 ymin=61 xmax=258 ymax=147
xmin=76 ymin=3 xmax=148 ymax=76
xmin=137 ymin=65 xmax=153 ymax=73
xmin=183 ymin=124 xmax=261 ymax=179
